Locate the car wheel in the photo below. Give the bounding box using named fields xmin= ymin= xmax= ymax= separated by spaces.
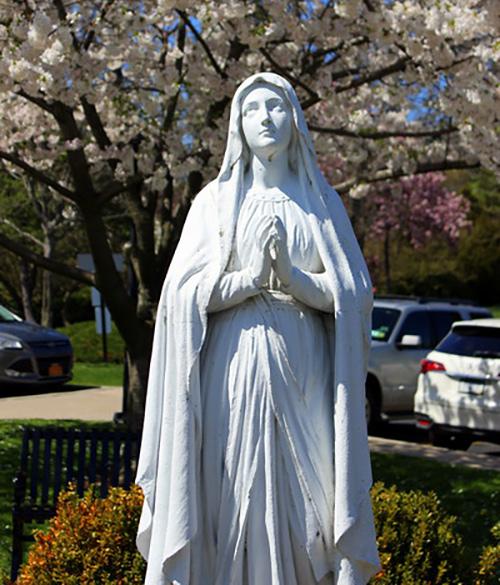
xmin=430 ymin=429 xmax=472 ymax=451
xmin=365 ymin=386 xmax=381 ymax=433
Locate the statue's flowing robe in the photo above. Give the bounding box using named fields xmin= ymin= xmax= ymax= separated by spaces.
xmin=136 ymin=72 xmax=380 ymax=585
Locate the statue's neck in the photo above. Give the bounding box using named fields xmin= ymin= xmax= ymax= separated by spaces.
xmin=246 ymin=150 xmax=293 ymax=192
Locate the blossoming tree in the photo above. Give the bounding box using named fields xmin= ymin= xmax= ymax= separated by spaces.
xmin=0 ymin=0 xmax=497 ymax=427
xmin=365 ymin=172 xmax=471 ymax=289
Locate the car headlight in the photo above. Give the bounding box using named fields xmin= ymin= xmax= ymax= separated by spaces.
xmin=0 ymin=338 xmax=23 ymax=350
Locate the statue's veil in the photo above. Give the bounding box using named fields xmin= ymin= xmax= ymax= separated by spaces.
xmin=215 ymin=72 xmax=335 ymax=270
xmin=219 ymin=73 xmax=330 ymax=186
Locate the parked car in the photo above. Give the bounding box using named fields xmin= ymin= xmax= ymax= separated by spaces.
xmin=0 ymin=304 xmax=73 ymax=387
xmin=366 ymin=296 xmax=492 ymax=429
xmin=414 ymin=318 xmax=500 ymax=449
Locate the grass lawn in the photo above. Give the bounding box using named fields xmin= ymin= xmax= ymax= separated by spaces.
xmin=0 ymin=420 xmax=498 ymax=581
xmin=70 ymin=362 xmax=124 ymax=387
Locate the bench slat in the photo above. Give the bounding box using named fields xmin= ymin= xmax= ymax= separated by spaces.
xmin=112 ymin=432 xmax=121 ymax=485
xmin=30 ymin=430 xmax=40 ymax=503
xmin=77 ymin=432 xmax=86 ymax=494
xmin=89 ymin=436 xmax=98 ymax=484
xmin=124 ymin=434 xmax=132 ymax=488
xmin=65 ymin=430 xmax=75 ymax=484
xmin=100 ymin=434 xmax=110 ymax=498
xmin=53 ymin=430 xmax=64 ymax=505
xmin=41 ymin=436 xmax=51 ymax=505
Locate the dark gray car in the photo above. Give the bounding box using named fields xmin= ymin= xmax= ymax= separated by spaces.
xmin=0 ymin=304 xmax=73 ymax=387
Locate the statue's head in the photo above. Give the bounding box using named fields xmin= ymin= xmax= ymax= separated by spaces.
xmin=237 ymin=81 xmax=299 ymax=172
xmin=219 ymin=72 xmax=313 ymax=181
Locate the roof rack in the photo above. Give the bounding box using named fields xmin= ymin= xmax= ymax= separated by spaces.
xmin=374 ymin=294 xmax=479 ymax=306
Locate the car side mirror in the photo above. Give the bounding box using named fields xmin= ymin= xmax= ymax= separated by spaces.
xmin=397 ymin=334 xmax=422 ymax=349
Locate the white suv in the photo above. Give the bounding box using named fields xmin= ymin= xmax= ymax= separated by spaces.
xmin=366 ymin=297 xmax=492 ymax=429
xmin=414 ymin=319 xmax=500 ymax=449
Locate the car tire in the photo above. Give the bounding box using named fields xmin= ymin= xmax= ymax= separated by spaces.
xmin=365 ymin=386 xmax=381 ymax=433
xmin=430 ymin=428 xmax=472 ymax=451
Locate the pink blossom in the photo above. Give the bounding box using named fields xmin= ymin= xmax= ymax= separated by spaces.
xmin=367 ymin=173 xmax=471 ymax=249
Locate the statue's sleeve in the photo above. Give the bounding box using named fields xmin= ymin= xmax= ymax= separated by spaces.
xmin=207 ymin=269 xmax=260 ymax=312
xmin=281 ymin=268 xmax=335 ymax=312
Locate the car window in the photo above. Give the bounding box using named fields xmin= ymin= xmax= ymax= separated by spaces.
xmin=396 ymin=311 xmax=433 ymax=348
xmin=430 ymin=311 xmax=462 ymax=346
xmin=437 ymin=326 xmax=500 ymax=358
xmin=371 ymin=308 xmax=401 ymax=341
xmin=0 ymin=305 xmax=20 ymax=323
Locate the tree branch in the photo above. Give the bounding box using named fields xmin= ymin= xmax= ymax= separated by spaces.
xmin=16 ymin=88 xmax=54 ymax=114
xmin=309 ymin=124 xmax=458 ymax=139
xmin=51 ymin=102 xmax=96 ymax=198
xmin=0 ymin=219 xmax=44 ymax=247
xmin=162 ymin=21 xmax=186 ymax=133
xmin=97 ymin=175 xmax=144 ymax=206
xmin=336 ymin=56 xmax=411 ymax=93
xmin=0 ymin=150 xmax=77 ymax=200
xmin=259 ymin=48 xmax=320 ymax=105
xmin=80 ymin=97 xmax=113 ymax=151
xmin=0 ymin=231 xmax=95 ymax=286
xmin=333 ymin=159 xmax=480 ymax=194
xmin=176 ymin=9 xmax=226 ymax=78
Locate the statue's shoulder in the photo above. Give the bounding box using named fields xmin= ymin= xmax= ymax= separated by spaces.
xmin=193 ymin=180 xmax=217 ymax=204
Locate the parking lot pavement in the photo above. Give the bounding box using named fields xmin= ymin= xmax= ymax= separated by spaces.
xmin=0 ymin=385 xmax=122 ymax=421
xmin=369 ymin=435 xmax=500 ymax=472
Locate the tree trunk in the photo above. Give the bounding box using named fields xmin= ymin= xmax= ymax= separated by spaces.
xmin=19 ymin=259 xmax=36 ymax=322
xmin=40 ymin=230 xmax=54 ymax=327
xmin=124 ymin=336 xmax=154 ymax=432
xmin=384 ymin=228 xmax=392 ymax=292
xmin=41 ymin=268 xmax=53 ymax=327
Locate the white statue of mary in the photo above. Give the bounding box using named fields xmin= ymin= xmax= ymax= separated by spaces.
xmin=136 ymin=72 xmax=380 ymax=585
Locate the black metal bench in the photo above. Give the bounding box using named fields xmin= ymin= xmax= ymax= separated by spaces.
xmin=11 ymin=426 xmax=140 ymax=580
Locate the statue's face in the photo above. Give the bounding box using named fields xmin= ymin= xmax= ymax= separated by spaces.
xmin=241 ymin=84 xmax=293 ymax=159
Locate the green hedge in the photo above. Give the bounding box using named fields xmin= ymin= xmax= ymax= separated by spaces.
xmin=58 ymin=321 xmax=125 ymax=364
xmin=474 ymin=522 xmax=500 ymax=585
xmin=371 ymin=482 xmax=463 ymax=584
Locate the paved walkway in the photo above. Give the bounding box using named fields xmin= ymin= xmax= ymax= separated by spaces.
xmin=1 ymin=386 xmax=498 ymax=471
xmin=0 ymin=385 xmax=122 ymax=421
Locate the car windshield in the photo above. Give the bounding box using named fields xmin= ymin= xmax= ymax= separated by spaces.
xmin=0 ymin=305 xmax=21 ymax=323
xmin=371 ymin=307 xmax=401 ymax=342
xmin=436 ymin=326 xmax=500 ymax=358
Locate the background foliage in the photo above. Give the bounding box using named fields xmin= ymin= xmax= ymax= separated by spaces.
xmin=15 ymin=485 xmax=146 ymax=585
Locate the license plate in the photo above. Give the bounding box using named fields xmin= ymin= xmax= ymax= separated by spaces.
xmin=48 ymin=363 xmax=63 ymax=377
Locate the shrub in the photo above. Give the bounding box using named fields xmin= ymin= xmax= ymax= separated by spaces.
xmin=475 ymin=522 xmax=500 ymax=585
xmin=16 ymin=485 xmax=145 ymax=585
xmin=15 ymin=481 xmax=472 ymax=584
xmin=370 ymin=482 xmax=465 ymax=585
